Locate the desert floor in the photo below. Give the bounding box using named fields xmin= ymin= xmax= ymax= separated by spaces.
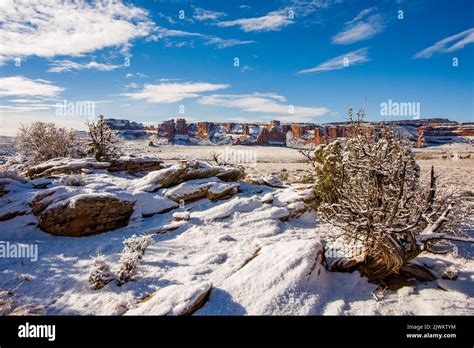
xmin=123 ymin=140 xmax=474 ymax=192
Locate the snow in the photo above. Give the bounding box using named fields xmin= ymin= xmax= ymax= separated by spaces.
xmin=207 ymin=182 xmax=239 ymax=195
xmin=28 ymin=157 xmax=110 ymax=172
xmin=164 ymin=178 xmax=219 ymax=201
xmin=126 ymin=282 xmax=212 ymax=315
xmin=172 ymin=211 xmax=190 ymax=221
xmin=133 ymin=165 xmax=183 ymax=192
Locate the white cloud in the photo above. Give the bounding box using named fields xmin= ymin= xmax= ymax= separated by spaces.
xmin=0 ymin=103 xmax=57 ymax=112
xmin=216 ymin=10 xmax=293 ymax=32
xmin=125 ymin=72 xmax=148 ymax=78
xmin=149 ymin=27 xmax=253 ymax=48
xmin=124 ymin=83 xmax=140 ymax=89
xmin=413 ymin=28 xmax=474 ymax=58
xmin=10 ymin=99 xmax=44 ymax=103
xmin=0 ymin=0 xmax=153 ymax=62
xmin=297 ymin=48 xmax=369 ymax=74
xmin=150 ymin=27 xmax=203 ymax=40
xmin=48 ymin=60 xmax=120 ymax=73
xmin=158 ymin=12 xmax=176 ymax=25
xmin=0 ymin=76 xmax=64 ymax=97
xmin=193 ymin=7 xmax=227 ymax=21
xmin=122 ymin=82 xmax=230 ymax=103
xmin=332 ymin=9 xmax=383 ymax=44
xmin=347 ymin=7 xmax=374 ymax=24
xmin=204 ymin=37 xmax=254 ymax=48
xmin=198 ymin=93 xmax=329 ymax=119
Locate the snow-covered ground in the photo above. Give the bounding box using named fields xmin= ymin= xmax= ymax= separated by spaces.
xmin=0 ymin=142 xmax=473 ymax=316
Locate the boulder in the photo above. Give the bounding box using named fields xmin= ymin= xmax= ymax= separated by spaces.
xmin=261 ymin=192 xmax=274 ymax=204
xmin=173 ymin=211 xmax=190 ymax=222
xmin=26 ymin=157 xmax=110 ymax=179
xmin=248 ymin=175 xmax=286 ymax=188
xmin=135 ymin=166 xmax=187 ymax=192
xmin=287 ymin=202 xmax=311 ymax=218
xmin=207 ymin=182 xmax=239 ymax=200
xmin=135 ymin=160 xmax=244 ymax=192
xmin=30 ymin=190 xmax=57 ymax=215
xmin=38 ymin=193 xmax=134 ymax=236
xmin=268 ymin=206 xmax=290 ymax=222
xmin=166 ymin=182 xmax=215 ymax=202
xmin=108 ymin=156 xmax=165 ymax=173
xmin=165 ymin=179 xmax=240 ymax=203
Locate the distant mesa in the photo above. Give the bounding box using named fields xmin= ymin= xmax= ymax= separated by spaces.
xmin=105 ymin=118 xmax=156 ymax=139
xmin=105 ymin=117 xmax=474 ymax=148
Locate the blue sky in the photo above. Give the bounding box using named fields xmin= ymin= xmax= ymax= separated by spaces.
xmin=0 ymin=0 xmax=473 ymax=135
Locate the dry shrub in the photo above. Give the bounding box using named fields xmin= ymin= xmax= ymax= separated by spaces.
xmin=87 ymin=115 xmax=120 ymax=161
xmin=17 ymin=122 xmax=82 ymax=165
xmin=315 ymin=108 xmax=473 ymax=281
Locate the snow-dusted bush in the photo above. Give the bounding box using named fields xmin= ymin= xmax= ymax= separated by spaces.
xmin=313 ymin=141 xmax=343 ymax=204
xmin=16 ymin=122 xmax=82 ymax=165
xmin=122 ymin=234 xmax=153 ymax=258
xmin=88 ymin=255 xmax=114 ymax=290
xmin=116 ymin=234 xmax=153 ymax=285
xmin=87 ymin=115 xmax=120 ymax=161
xmin=316 ymin=108 xmax=473 ymax=281
xmin=116 ymin=252 xmax=139 ymax=286
xmin=60 ymin=174 xmax=85 ymax=186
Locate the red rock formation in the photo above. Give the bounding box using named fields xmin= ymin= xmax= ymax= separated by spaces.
xmin=197 ymin=122 xmax=210 ymax=139
xmin=222 ymin=123 xmax=233 ymax=132
xmin=314 ymin=127 xmax=323 ymax=144
xmin=417 ymin=127 xmax=424 ymax=148
xmin=244 ymin=125 xmax=250 ymax=136
xmin=257 ymin=126 xmax=286 ymax=145
xmin=329 ymin=127 xmax=337 ymax=142
xmin=269 ymin=120 xmax=281 ymax=128
xmin=176 ymin=118 xmax=188 ymax=135
xmin=158 ymin=119 xmax=175 ymax=141
xmin=291 ymin=124 xmax=303 ymax=138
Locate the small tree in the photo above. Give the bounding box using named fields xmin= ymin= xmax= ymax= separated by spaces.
xmin=87 ymin=115 xmax=120 ymax=161
xmin=88 ymin=255 xmax=114 ymax=290
xmin=16 ymin=122 xmax=81 ymax=164
xmin=315 ymin=108 xmax=473 ymax=281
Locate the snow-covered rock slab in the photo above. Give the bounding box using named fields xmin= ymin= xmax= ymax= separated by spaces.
xmin=165 ymin=180 xmax=217 ymax=202
xmin=197 ymin=240 xmax=324 ymax=315
xmin=207 ymin=182 xmax=240 ymax=200
xmin=192 ymin=196 xmax=262 ymax=222
xmin=164 ymin=178 xmax=240 ymax=202
xmin=108 ymin=156 xmax=165 ymax=173
xmin=26 ymin=157 xmax=110 ymax=178
xmin=126 ymin=282 xmax=212 ymax=315
xmin=133 ymin=193 xmax=179 ymax=218
xmin=0 ymin=179 xmax=37 ymax=221
xmin=249 ymin=175 xmax=286 ymax=188
xmin=134 ymin=160 xmax=243 ymax=192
